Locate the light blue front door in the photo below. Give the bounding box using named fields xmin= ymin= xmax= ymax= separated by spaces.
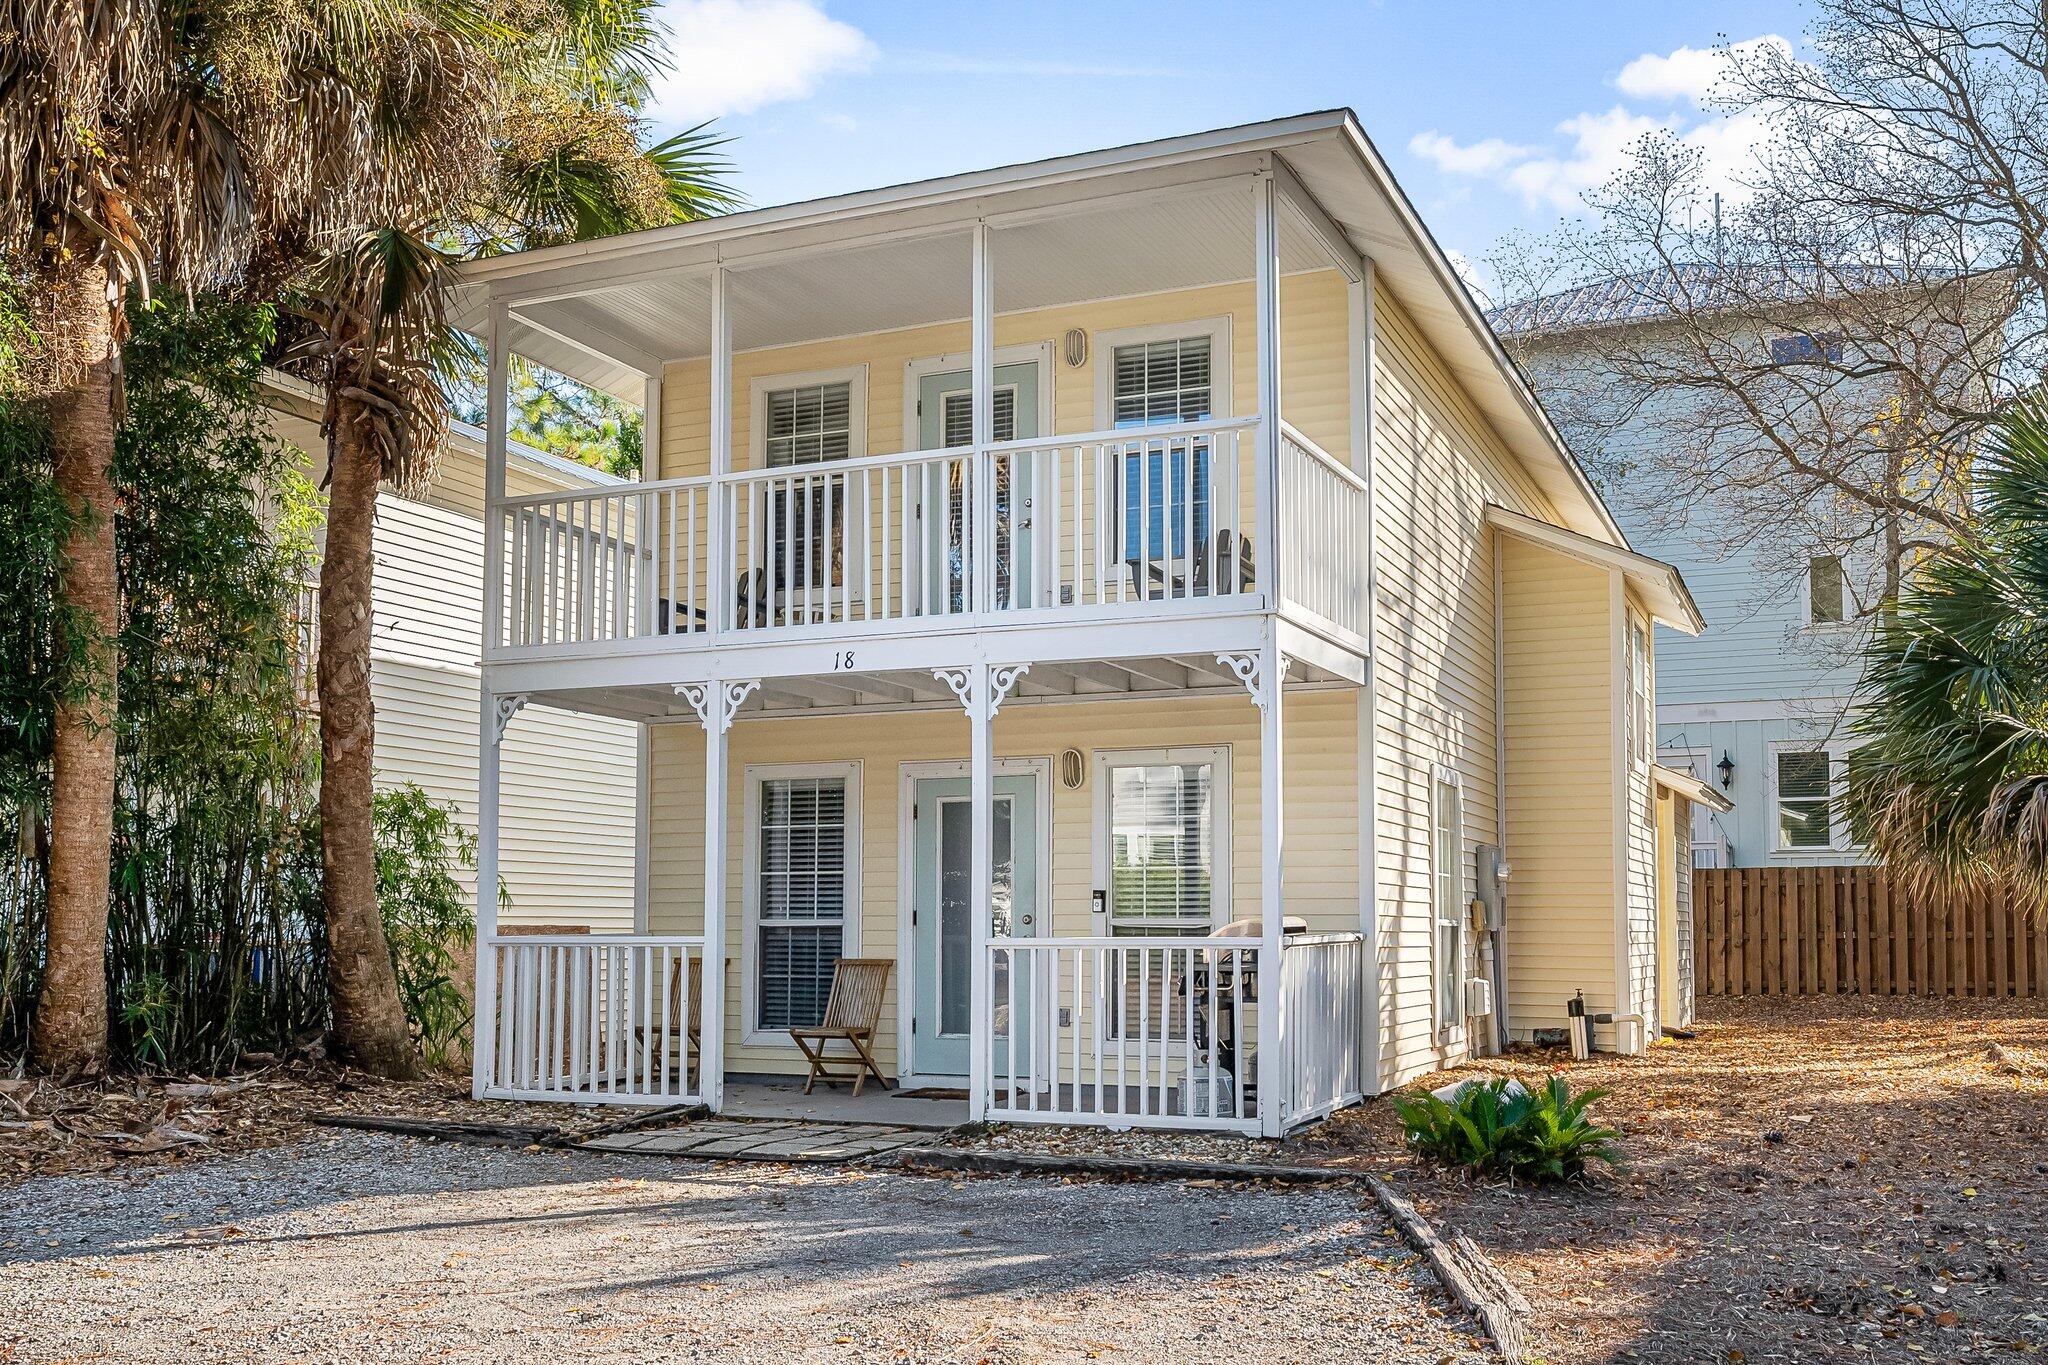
xmin=916 ymin=361 xmax=1041 ymax=610
xmin=910 ymin=774 xmax=1039 ymax=1080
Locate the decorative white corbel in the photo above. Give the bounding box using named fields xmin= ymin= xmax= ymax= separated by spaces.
xmin=932 ymin=667 xmax=976 ymax=714
xmin=491 ymin=693 xmax=529 ymax=744
xmin=989 ymin=663 xmax=1030 ymax=716
xmin=676 ymin=679 xmax=759 ymax=734
xmin=1216 ymin=652 xmax=1265 ymax=711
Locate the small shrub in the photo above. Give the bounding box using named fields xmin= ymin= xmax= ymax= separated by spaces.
xmin=1394 ymin=1075 xmax=1623 ymax=1183
xmin=372 ymin=784 xmax=480 ymax=1070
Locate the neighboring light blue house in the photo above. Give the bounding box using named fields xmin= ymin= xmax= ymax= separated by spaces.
xmin=1492 ymin=277 xmax=1873 ymax=869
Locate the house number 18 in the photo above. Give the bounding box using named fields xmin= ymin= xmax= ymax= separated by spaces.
xmin=830 ymin=650 xmax=856 ymax=671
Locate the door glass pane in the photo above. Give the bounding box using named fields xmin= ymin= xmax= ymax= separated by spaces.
xmin=1108 ymin=763 xmax=1213 ymax=933
xmin=938 ymin=797 xmax=1012 ymax=1038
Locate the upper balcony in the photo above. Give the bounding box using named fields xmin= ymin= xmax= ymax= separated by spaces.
xmin=468 ymin=138 xmax=1378 ymax=695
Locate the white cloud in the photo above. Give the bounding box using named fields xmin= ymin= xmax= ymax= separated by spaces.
xmin=1410 ymin=34 xmax=1788 ymax=214
xmin=648 ymin=0 xmax=875 ymax=125
xmin=1614 ymin=35 xmax=1790 ymax=108
xmin=1409 ymin=131 xmax=1536 ymax=177
xmin=1504 ymin=106 xmax=1672 ymax=212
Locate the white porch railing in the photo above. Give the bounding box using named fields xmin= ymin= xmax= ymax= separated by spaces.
xmin=479 ymin=935 xmax=707 ymax=1105
xmin=1280 ymin=932 xmax=1370 ymax=1127
xmin=493 ymin=415 xmax=1284 ymax=652
xmin=984 ymin=937 xmax=1264 ymax=1134
xmin=1278 ymin=422 xmax=1370 ymax=641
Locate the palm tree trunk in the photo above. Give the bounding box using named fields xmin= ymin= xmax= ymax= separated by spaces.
xmin=318 ymin=399 xmax=416 ymax=1077
xmin=29 ymin=262 xmax=120 ymax=1078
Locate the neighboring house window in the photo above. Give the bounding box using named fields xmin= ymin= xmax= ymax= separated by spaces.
xmin=1768 ymin=332 xmax=1845 ymax=364
xmin=1807 ymin=554 xmax=1847 ymax=625
xmin=1433 ymin=769 xmax=1464 ymax=1031
xmin=1106 ymin=329 xmax=1220 ymax=562
xmin=751 ymin=767 xmax=857 ymax=1033
xmin=1774 ymin=750 xmax=1833 ymax=850
xmin=1099 ymin=748 xmax=1227 ymax=935
xmin=1771 ymin=744 xmax=1863 ymax=852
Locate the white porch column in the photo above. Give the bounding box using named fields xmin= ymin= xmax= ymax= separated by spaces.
xmin=471 ymin=691 xmax=523 ymax=1098
xmin=1257 ymin=624 xmax=1288 ymax=1137
xmin=970 ymin=222 xmax=995 ymax=615
xmin=482 ymin=302 xmax=509 ymax=655
xmin=679 ymin=678 xmax=758 ymax=1111
xmin=640 ymin=372 xmax=662 ymax=636
xmin=708 ymin=265 xmax=733 ymax=634
xmin=935 ymin=662 xmax=1026 ymax=1122
xmin=1251 ymin=169 xmax=1283 ymax=607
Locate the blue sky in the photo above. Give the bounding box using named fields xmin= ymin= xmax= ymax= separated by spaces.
xmin=644 ymin=1 xmax=1812 ymax=297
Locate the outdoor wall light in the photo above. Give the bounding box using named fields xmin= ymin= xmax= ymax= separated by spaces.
xmin=1716 ymin=751 xmax=1735 ymax=789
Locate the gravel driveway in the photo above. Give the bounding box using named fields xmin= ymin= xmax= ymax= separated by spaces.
xmin=0 ymin=1132 xmax=1487 ymax=1363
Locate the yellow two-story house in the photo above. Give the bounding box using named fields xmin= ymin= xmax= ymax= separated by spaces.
xmin=452 ymin=111 xmax=1706 ymax=1137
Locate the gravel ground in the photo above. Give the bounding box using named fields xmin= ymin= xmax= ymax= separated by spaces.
xmin=0 ymin=1132 xmax=1490 ymax=1363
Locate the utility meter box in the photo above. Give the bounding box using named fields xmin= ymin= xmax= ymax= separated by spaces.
xmin=1474 ymin=844 xmax=1509 ymax=931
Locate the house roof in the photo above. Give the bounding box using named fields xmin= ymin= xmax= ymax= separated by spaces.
xmin=451 ymin=110 xmax=1629 ymax=546
xmin=1484 ymin=504 xmax=1705 ymax=634
xmin=1486 ymin=262 xmax=1959 ymax=339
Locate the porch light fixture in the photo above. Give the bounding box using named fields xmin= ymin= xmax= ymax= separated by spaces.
xmin=1716 ymin=751 xmax=1734 ymax=789
xmin=1060 ymin=748 xmax=1086 ymax=789
xmin=1063 ymin=328 xmax=1088 ymax=368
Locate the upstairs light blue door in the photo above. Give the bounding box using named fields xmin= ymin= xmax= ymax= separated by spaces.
xmin=910 ymin=774 xmax=1039 ymax=1080
xmin=916 ymin=362 xmax=1041 ymax=610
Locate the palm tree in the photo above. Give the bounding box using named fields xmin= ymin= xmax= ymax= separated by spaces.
xmin=0 ymin=0 xmax=326 ymax=1074
xmin=1850 ymin=394 xmax=2048 ymax=915
xmin=284 ymin=0 xmax=734 ymax=1075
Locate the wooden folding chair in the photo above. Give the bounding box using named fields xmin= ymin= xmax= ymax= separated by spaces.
xmin=634 ymin=954 xmax=705 ymax=1071
xmin=788 ymin=958 xmax=894 ymax=1096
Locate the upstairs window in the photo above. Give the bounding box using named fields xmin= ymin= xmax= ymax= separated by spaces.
xmin=1112 ymin=334 xmax=1214 ymax=561
xmin=1807 ymin=554 xmax=1847 ymax=625
xmin=764 ymin=380 xmax=854 ymax=468
xmin=1768 ymin=332 xmax=1845 ymax=365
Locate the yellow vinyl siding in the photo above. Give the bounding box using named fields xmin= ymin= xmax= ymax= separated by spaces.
xmin=1366 ymin=284 xmax=1565 ymax=1083
xmin=655 ymin=274 xmax=1353 ymax=480
xmin=646 ymin=691 xmax=1360 ymax=1078
xmin=1499 ymin=537 xmax=1618 ymax=1044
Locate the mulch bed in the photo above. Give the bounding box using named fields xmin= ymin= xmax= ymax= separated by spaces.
xmin=0 ymin=1061 xmax=570 ymax=1186
xmin=1309 ymin=998 xmax=2048 ymax=1363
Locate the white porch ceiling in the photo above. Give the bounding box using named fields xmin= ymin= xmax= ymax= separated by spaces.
xmin=504 ymin=184 xmax=1334 ymax=392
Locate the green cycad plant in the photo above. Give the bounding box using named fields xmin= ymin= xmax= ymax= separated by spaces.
xmin=1850 ymin=395 xmax=2048 ymax=915
xmin=1394 ymin=1076 xmax=1623 ymax=1183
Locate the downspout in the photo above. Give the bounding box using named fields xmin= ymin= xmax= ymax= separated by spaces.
xmin=1488 ymin=536 xmax=1510 ymax=1055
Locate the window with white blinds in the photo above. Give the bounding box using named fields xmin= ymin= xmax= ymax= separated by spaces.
xmin=764 ymin=381 xmax=853 ymax=467
xmin=753 ymin=773 xmax=852 ymax=1031
xmin=1111 ymin=336 xmax=1214 ymax=560
xmin=1111 ymin=337 xmax=1213 ymax=427
xmin=1104 ymin=757 xmax=1219 ymax=934
xmin=939 ymin=386 xmax=1016 ymax=448
xmin=1434 ymin=771 xmax=1464 ymax=1030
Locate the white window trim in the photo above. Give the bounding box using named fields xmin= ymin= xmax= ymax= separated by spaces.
xmin=1430 ymin=764 xmax=1466 ymax=1036
xmin=739 ymin=759 xmax=862 ymax=1048
xmin=901 ymin=342 xmax=1056 ymax=452
xmin=747 ymin=364 xmax=869 ymax=469
xmin=1766 ymin=739 xmax=1863 ymax=856
xmin=1090 ymin=316 xmax=1234 ymax=429
xmin=1090 ymin=745 xmax=1232 ymax=932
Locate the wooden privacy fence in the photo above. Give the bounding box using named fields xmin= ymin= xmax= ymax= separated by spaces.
xmin=1695 ymin=867 xmax=2048 ymax=998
